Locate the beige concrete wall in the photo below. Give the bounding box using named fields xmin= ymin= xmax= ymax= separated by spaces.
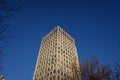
xmin=33 ymin=26 xmax=81 ymax=80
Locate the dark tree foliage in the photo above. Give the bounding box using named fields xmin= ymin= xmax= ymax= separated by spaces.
xmin=80 ymin=57 xmax=120 ymax=80
xmin=0 ymin=0 xmax=19 ymax=41
xmin=0 ymin=0 xmax=18 ymax=21
xmin=112 ymin=62 xmax=120 ymax=80
xmin=80 ymin=57 xmax=101 ymax=80
xmin=0 ymin=0 xmax=19 ymax=76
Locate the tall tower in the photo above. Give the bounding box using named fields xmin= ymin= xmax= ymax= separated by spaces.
xmin=33 ymin=26 xmax=81 ymax=80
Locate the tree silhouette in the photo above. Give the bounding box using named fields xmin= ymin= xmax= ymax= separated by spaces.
xmin=0 ymin=0 xmax=19 ymax=77
xmin=0 ymin=0 xmax=19 ymax=40
xmin=80 ymin=57 xmax=101 ymax=80
xmin=80 ymin=57 xmax=120 ymax=80
xmin=112 ymin=62 xmax=120 ymax=80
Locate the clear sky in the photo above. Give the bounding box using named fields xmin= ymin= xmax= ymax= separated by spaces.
xmin=1 ymin=0 xmax=120 ymax=80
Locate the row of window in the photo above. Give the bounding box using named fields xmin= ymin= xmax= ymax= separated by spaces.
xmin=35 ymin=68 xmax=74 ymax=80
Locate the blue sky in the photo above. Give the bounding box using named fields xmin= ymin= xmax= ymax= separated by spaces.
xmin=1 ymin=0 xmax=120 ymax=80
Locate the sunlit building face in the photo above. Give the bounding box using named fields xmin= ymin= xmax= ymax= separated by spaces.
xmin=33 ymin=26 xmax=81 ymax=80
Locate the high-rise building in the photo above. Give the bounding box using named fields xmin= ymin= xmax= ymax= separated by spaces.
xmin=33 ymin=26 xmax=81 ymax=80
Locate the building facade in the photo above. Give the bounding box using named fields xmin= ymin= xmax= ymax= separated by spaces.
xmin=33 ymin=26 xmax=81 ymax=80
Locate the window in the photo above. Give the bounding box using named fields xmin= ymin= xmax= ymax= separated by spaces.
xmin=53 ymin=70 xmax=56 ymax=73
xmin=58 ymin=70 xmax=60 ymax=73
xmin=58 ymin=76 xmax=60 ymax=80
xmin=58 ymin=51 xmax=60 ymax=53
